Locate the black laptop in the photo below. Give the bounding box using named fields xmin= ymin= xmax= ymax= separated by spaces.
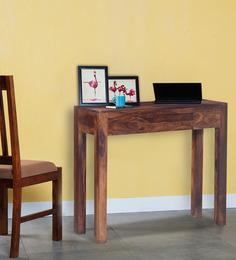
xmin=153 ymin=83 xmax=202 ymax=104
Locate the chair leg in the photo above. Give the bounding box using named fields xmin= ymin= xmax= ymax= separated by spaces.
xmin=52 ymin=168 xmax=62 ymax=241
xmin=0 ymin=182 xmax=8 ymax=235
xmin=10 ymin=187 xmax=22 ymax=258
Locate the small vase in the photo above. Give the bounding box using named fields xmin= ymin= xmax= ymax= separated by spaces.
xmin=115 ymin=95 xmax=126 ymax=108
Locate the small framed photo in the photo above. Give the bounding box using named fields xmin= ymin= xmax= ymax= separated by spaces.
xmin=108 ymin=76 xmax=140 ymax=105
xmin=78 ymin=66 xmax=108 ymax=106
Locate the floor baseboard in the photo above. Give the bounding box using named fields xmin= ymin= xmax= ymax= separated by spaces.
xmin=7 ymin=194 xmax=236 ymax=217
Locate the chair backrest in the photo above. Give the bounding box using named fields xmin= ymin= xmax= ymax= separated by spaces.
xmin=0 ymin=75 xmax=21 ymax=181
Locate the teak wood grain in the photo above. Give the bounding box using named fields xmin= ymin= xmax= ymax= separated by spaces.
xmin=74 ymin=100 xmax=227 ymax=243
xmin=0 ymin=76 xmax=62 ymax=258
xmin=191 ymin=129 xmax=203 ymax=217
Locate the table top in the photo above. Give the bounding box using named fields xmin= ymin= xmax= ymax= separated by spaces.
xmin=75 ymin=100 xmax=227 ymax=136
xmin=75 ymin=100 xmax=227 ymax=113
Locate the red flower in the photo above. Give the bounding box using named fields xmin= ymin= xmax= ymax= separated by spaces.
xmin=109 ymin=86 xmax=117 ymax=92
xmin=126 ymin=89 xmax=136 ymax=101
xmin=118 ymin=85 xmax=126 ymax=94
xmin=109 ymin=81 xmax=117 ymax=93
xmin=126 ymin=89 xmax=135 ymax=97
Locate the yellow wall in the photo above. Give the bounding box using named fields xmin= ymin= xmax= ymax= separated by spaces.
xmin=0 ymin=0 xmax=235 ymax=202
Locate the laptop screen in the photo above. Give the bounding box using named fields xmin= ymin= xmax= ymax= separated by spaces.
xmin=153 ymin=83 xmax=202 ymax=103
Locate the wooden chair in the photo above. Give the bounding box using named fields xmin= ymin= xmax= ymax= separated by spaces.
xmin=0 ymin=75 xmax=62 ymax=258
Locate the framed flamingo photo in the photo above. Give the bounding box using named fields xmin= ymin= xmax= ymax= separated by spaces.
xmin=78 ymin=66 xmax=109 ymax=106
xmin=108 ymin=76 xmax=140 ymax=105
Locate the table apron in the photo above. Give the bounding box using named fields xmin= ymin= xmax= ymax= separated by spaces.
xmin=106 ymin=111 xmax=221 ymax=135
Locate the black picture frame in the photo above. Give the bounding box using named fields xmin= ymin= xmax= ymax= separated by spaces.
xmin=78 ymin=65 xmax=109 ymax=106
xmin=108 ymin=76 xmax=140 ymax=105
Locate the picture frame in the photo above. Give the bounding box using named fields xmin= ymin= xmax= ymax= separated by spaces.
xmin=108 ymin=76 xmax=140 ymax=105
xmin=78 ymin=66 xmax=109 ymax=106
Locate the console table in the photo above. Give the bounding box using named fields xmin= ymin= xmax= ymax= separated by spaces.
xmin=74 ymin=100 xmax=227 ymax=243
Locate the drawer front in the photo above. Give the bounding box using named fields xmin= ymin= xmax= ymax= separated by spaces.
xmin=108 ymin=111 xmax=194 ymax=135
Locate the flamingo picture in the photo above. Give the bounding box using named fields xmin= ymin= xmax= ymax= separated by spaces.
xmin=108 ymin=78 xmax=138 ymax=104
xmin=84 ymin=71 xmax=98 ymax=97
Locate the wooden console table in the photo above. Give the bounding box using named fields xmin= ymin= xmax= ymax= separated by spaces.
xmin=74 ymin=100 xmax=227 ymax=242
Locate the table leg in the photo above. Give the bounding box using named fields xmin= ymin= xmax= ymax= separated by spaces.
xmin=94 ymin=122 xmax=107 ymax=243
xmin=191 ymin=129 xmax=203 ymax=218
xmin=74 ymin=110 xmax=86 ymax=234
xmin=214 ymin=107 xmax=227 ymax=225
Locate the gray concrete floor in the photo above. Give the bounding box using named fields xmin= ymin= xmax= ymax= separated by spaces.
xmin=1 ymin=209 xmax=236 ymax=259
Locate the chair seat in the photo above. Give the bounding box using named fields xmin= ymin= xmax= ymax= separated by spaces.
xmin=0 ymin=160 xmax=58 ymax=179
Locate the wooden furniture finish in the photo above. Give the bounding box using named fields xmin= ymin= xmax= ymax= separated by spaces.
xmin=0 ymin=76 xmax=62 ymax=258
xmin=74 ymin=100 xmax=227 ymax=242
